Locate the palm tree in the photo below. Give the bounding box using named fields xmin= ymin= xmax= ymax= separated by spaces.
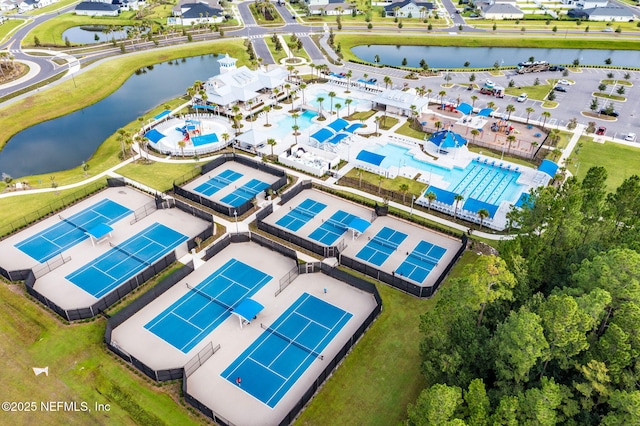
xmin=328 ymin=91 xmax=336 ymax=114
xmin=487 ymin=101 xmax=496 ymax=111
xmin=470 ymin=95 xmax=478 ymax=108
xmin=505 ymin=104 xmax=516 ymax=121
xmin=506 ymin=135 xmax=516 ymax=155
xmin=299 ymin=83 xmax=307 ymax=104
xmin=541 ymin=111 xmax=551 ymax=129
xmin=267 ymin=138 xmax=277 ymax=157
xmin=438 ymin=90 xmax=446 ymax=104
xmin=345 ymin=70 xmax=352 ymax=92
xmin=272 ymin=88 xmax=281 ymax=108
xmin=345 ymin=98 xmax=353 ymax=117
xmin=335 ymin=103 xmax=342 ymax=118
xmin=178 ymin=139 xmax=186 ymax=157
xmin=470 ymin=129 xmax=480 ymax=143
xmin=425 ymin=191 xmax=436 ymax=210
xmin=399 ymin=183 xmax=409 ymax=203
xmin=426 ymin=88 xmax=432 ymax=103
xmin=292 ymin=112 xmax=299 ymax=127
xmin=525 ymin=107 xmax=535 ymax=124
xmin=317 ymin=96 xmax=325 ymax=118
xmin=374 ymin=116 xmax=381 ymax=134
xmin=292 ymin=125 xmax=300 ymax=144
xmin=356 ymin=168 xmax=363 ymax=187
xmin=453 ymin=194 xmax=465 ymax=220
xmin=384 ymin=76 xmax=392 ymax=89
xmin=263 ymin=105 xmax=271 ymax=126
xmin=477 ymin=209 xmax=489 ymax=229
xmin=116 ymin=128 xmax=130 ymax=159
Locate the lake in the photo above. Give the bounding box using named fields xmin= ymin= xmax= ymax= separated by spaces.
xmin=0 ymin=55 xmax=221 ymax=179
xmin=351 ymin=45 xmax=640 ymax=69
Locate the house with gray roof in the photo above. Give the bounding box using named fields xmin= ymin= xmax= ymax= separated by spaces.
xmin=75 ymin=2 xmax=120 ymax=16
xmin=481 ymin=3 xmax=524 ymax=19
xmin=169 ymin=1 xmax=224 ymax=25
xmin=582 ymin=6 xmax=634 ymax=20
xmin=384 ymin=0 xmax=433 ymax=17
xmin=306 ymin=0 xmax=354 ymax=15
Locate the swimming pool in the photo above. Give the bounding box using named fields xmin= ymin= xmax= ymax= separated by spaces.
xmin=309 ymin=92 xmax=358 ymax=112
xmin=372 ymin=144 xmax=525 ymax=205
xmin=271 ymin=110 xmax=319 ymax=138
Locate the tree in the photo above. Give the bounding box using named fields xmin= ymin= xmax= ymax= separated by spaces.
xmin=590 ymin=98 xmax=599 ymax=113
xmin=407 ymin=383 xmax=463 ymax=426
xmin=525 ymin=107 xmax=535 ymax=124
xmin=267 ymin=138 xmax=277 ymax=156
xmin=477 ymin=209 xmax=489 ymax=230
xmin=541 ymin=111 xmax=551 ymax=129
xmin=317 ymin=96 xmax=325 ymax=118
xmin=263 ymin=105 xmax=271 ymax=126
xmin=598 ymin=83 xmax=607 ymax=92
xmin=345 ymin=98 xmax=353 ymax=117
xmin=399 ymin=183 xmax=409 ymax=203
xmin=384 ymin=76 xmax=392 ymax=89
xmin=491 ymin=307 xmax=549 ymax=384
xmin=453 ymin=194 xmax=464 ymax=220
xmin=425 ymin=191 xmax=436 ymax=210
xmin=328 ymin=91 xmax=336 ymax=114
xmin=471 ymin=95 xmax=478 ymax=108
xmin=505 ymin=104 xmax=515 ymax=121
xmin=465 ymin=379 xmax=490 ymax=426
xmin=470 ymin=129 xmax=480 ymax=144
xmin=335 ymin=103 xmax=342 ymax=118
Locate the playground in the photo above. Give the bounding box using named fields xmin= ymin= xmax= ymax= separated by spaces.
xmin=144 ymin=116 xmax=232 ymax=156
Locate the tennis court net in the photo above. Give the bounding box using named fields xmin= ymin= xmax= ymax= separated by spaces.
xmin=260 ymin=323 xmax=324 ymax=360
xmin=294 ymin=207 xmax=316 ymax=220
xmin=211 ymin=175 xmax=232 ymax=186
xmin=372 ymin=236 xmax=398 ymax=251
xmin=186 ymin=283 xmax=233 ymax=311
xmin=59 ymin=215 xmax=89 ymax=233
xmin=325 ymin=218 xmax=347 ymax=232
xmin=408 ymin=251 xmax=439 ymax=265
xmin=236 ymin=186 xmax=259 ymax=198
xmin=109 ymin=242 xmax=151 ymax=266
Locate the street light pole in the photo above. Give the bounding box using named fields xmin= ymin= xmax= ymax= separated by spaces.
xmin=234 ymin=210 xmax=238 ymax=235
xmin=410 ymin=194 xmax=416 ymax=217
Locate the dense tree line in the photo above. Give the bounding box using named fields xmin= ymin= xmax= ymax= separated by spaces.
xmin=408 ymin=167 xmax=640 ymax=425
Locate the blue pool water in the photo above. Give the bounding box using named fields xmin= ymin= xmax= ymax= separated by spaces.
xmin=271 ymin=110 xmax=318 ymax=138
xmin=372 ymin=144 xmax=525 ymax=205
xmin=309 ymin=92 xmax=358 ymax=112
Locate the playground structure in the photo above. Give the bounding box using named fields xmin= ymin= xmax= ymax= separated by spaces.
xmin=176 ymin=119 xmax=202 ymax=143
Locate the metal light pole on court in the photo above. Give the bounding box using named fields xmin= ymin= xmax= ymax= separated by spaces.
xmin=234 ymin=210 xmax=238 ymax=235
xmin=410 ymin=194 xmax=416 ymax=217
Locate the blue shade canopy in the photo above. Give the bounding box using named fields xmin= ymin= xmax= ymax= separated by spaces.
xmin=428 ymin=130 xmax=468 ymax=149
xmin=87 ymin=223 xmax=113 ymax=239
xmin=344 ymin=123 xmax=362 ymax=133
xmin=463 ymin=198 xmax=499 ymax=218
xmin=311 ymin=128 xmax=334 ymax=143
xmin=356 ymin=150 xmax=385 ymax=166
xmin=425 ymin=186 xmax=457 ymax=205
xmin=327 ymin=118 xmax=348 ymax=132
xmin=154 ymin=110 xmax=171 ymax=120
xmin=144 ymin=129 xmax=165 ymax=143
xmin=538 ymin=159 xmax=559 ymax=177
xmin=456 ymin=103 xmax=473 ymax=115
xmin=233 ymin=298 xmax=264 ymax=321
xmin=478 ymin=108 xmax=494 ymax=117
xmin=347 ymin=217 xmax=371 ymax=233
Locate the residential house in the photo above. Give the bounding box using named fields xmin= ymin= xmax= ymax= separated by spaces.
xmin=305 ymin=0 xmax=354 ymax=16
xmin=18 ymin=0 xmax=56 ymax=12
xmin=384 ymin=0 xmax=433 ymax=18
xmin=75 ymin=2 xmax=120 ymax=16
xmin=576 ymin=0 xmax=608 ymax=8
xmin=0 ymin=0 xmax=17 ymax=12
xmin=581 ymin=5 xmax=634 ymax=20
xmin=481 ymin=3 xmax=524 ymax=19
xmin=170 ymin=1 xmax=225 ymax=25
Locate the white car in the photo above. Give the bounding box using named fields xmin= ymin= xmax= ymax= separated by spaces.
xmin=624 ymin=133 xmax=637 ymax=142
xmin=602 ymin=27 xmax=614 ymax=32
xmin=516 ymin=93 xmax=528 ymax=102
xmin=557 ymin=79 xmax=571 ymax=85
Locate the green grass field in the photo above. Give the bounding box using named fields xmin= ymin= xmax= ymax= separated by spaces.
xmin=0 ymin=281 xmax=203 ymax=425
xmin=115 ymin=161 xmax=200 ymax=192
xmin=568 ymin=137 xmax=640 ymax=191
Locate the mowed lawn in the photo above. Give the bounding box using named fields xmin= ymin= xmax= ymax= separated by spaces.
xmin=296 ymin=251 xmax=480 ymax=426
xmin=571 ymin=137 xmax=640 ymax=191
xmin=0 ymin=282 xmax=202 ymax=425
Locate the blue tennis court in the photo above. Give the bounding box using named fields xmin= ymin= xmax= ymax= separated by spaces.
xmin=395 ymin=241 xmax=447 ymax=283
xmin=275 ymin=198 xmax=327 ymax=232
xmin=15 ymin=199 xmax=132 ymax=263
xmin=144 ymin=258 xmax=272 ymax=353
xmin=220 ymin=179 xmax=270 ymax=207
xmin=308 ymin=210 xmax=359 ymax=246
xmin=194 ymin=169 xmax=243 ymax=196
xmin=356 ymin=227 xmax=407 ymax=266
xmin=221 ymin=293 xmax=352 ymax=408
xmin=66 ymin=222 xmax=187 ymax=298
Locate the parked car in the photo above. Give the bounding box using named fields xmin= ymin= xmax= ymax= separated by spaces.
xmin=469 ymin=13 xmax=479 ymax=17
xmin=596 ymin=126 xmax=606 ymax=135
xmin=602 ymin=27 xmax=614 ymax=32
xmin=554 ymin=86 xmax=567 ymax=92
xmin=600 ymin=109 xmax=619 ymax=117
xmin=549 ymin=65 xmax=566 ymax=71
xmin=557 ymin=79 xmax=571 ymax=85
xmin=368 ymin=78 xmax=377 ymax=83
xmin=624 ymin=132 xmax=637 ymax=142
xmin=516 ymin=93 xmax=528 ymax=102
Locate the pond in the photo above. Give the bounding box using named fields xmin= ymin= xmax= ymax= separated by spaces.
xmin=61 ymin=25 xmax=149 ymax=45
xmin=0 ymin=55 xmax=221 ymax=179
xmin=351 ymin=45 xmax=640 ymax=69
